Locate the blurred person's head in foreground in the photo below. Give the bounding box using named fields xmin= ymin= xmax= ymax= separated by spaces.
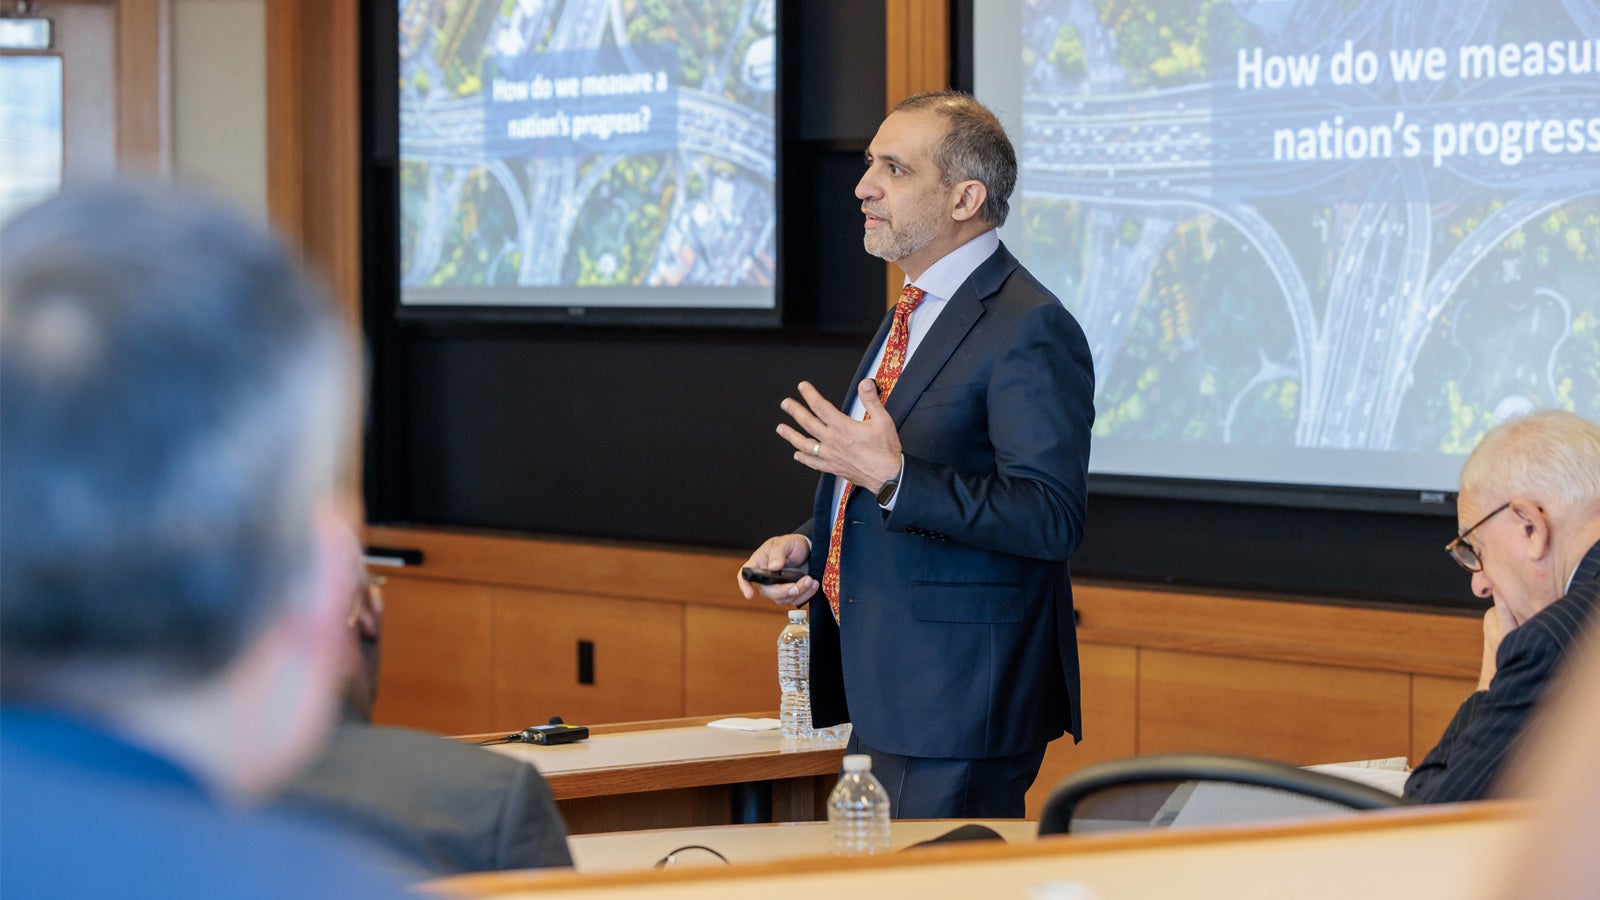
xmin=1 ymin=181 xmax=361 ymax=796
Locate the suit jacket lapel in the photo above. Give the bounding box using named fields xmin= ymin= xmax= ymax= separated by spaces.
xmin=814 ymin=307 xmax=898 ymax=517
xmin=881 ymin=243 xmax=1018 ymax=424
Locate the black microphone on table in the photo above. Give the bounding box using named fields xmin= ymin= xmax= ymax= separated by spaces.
xmin=477 ymin=716 xmax=590 ymax=746
xmin=517 ymin=715 xmax=589 ymax=745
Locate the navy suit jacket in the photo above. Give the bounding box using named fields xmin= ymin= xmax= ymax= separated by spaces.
xmin=806 ymin=241 xmax=1095 ymax=760
xmin=1404 ymin=540 xmax=1600 ymax=803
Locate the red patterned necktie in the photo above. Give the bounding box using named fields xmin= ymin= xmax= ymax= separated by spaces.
xmin=822 ymin=284 xmax=926 ymax=622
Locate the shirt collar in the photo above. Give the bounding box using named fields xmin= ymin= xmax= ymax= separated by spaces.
xmin=1568 ymin=539 xmax=1600 ymax=594
xmin=906 ymin=230 xmax=999 ymax=301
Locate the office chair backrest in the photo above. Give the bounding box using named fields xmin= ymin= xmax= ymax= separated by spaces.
xmin=1037 ymin=753 xmax=1408 ymax=836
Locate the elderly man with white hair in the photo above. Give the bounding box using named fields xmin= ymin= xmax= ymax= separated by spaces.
xmin=1404 ymin=409 xmax=1600 ymax=804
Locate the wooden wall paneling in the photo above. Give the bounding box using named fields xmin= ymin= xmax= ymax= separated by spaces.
xmin=1075 ymin=583 xmax=1482 ymax=678
xmin=557 ymin=788 xmax=736 ymax=836
xmin=881 ymin=0 xmax=951 ymax=310
xmin=1411 ymin=674 xmax=1479 ymax=765
xmin=683 ymin=605 xmax=790 ymax=716
xmin=296 ymin=0 xmax=360 ymax=321
xmin=264 ymin=0 xmax=360 ymax=325
xmin=1139 ymin=649 xmax=1411 ymax=765
xmin=262 ymin=0 xmax=363 ymax=495
xmin=770 ymin=774 xmax=834 ymax=823
xmin=1025 ymin=642 xmax=1139 ymax=819
xmin=363 ymin=526 xmax=747 ymax=609
xmin=884 ymin=0 xmax=949 ymax=106
xmin=264 ymin=0 xmax=304 ymax=241
xmin=492 ymin=587 xmax=686 ymax=728
xmin=115 ymin=0 xmax=170 ymax=171
xmin=371 ymin=575 xmax=495 ymax=734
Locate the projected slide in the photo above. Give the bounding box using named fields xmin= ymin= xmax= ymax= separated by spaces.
xmin=977 ymin=0 xmax=1600 ymax=492
xmin=398 ymin=0 xmax=778 ymax=309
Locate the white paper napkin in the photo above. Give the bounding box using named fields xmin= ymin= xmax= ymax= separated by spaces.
xmin=706 ymin=717 xmax=782 ymax=731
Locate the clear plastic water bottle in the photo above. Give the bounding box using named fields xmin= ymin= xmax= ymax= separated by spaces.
xmin=828 ymin=754 xmax=891 ymax=856
xmin=778 ymin=609 xmax=811 ymax=739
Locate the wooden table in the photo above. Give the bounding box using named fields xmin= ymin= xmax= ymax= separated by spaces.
xmin=464 ymin=715 xmax=849 ymax=834
xmin=567 ymin=819 xmax=1038 ymax=873
xmin=431 ymin=801 xmax=1528 ymax=899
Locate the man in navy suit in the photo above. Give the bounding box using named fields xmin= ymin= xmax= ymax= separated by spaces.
xmin=1406 ymin=409 xmax=1600 ymax=803
xmin=738 ymin=92 xmax=1095 ymax=818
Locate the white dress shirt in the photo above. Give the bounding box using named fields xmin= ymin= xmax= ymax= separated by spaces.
xmin=828 ymin=229 xmax=1001 ymax=519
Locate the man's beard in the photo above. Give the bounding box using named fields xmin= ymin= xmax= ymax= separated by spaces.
xmin=863 ymin=201 xmax=942 ymax=263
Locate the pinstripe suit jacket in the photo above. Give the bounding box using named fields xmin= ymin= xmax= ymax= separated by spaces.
xmin=1404 ymin=540 xmax=1600 ymax=804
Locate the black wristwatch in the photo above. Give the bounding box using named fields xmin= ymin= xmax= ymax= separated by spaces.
xmin=875 ymin=477 xmax=900 ymax=506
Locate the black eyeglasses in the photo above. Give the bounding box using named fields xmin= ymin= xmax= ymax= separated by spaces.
xmin=1444 ymin=502 xmax=1511 ymax=572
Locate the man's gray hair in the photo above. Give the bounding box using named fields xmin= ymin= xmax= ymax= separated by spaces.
xmin=0 ymin=183 xmax=353 ymax=690
xmin=893 ymin=91 xmax=1017 ymax=228
xmin=1460 ymin=409 xmax=1600 ymax=514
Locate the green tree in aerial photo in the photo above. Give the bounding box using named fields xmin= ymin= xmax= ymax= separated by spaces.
xmin=1397 ymin=197 xmax=1600 ymax=454
xmin=1095 ymin=0 xmax=1233 ymax=88
xmin=1049 ymin=24 xmax=1088 ymax=81
xmin=567 ymin=155 xmax=671 ymax=286
xmin=1094 ymin=215 xmax=1298 ymax=444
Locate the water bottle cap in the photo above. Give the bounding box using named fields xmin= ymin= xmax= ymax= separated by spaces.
xmin=842 ymin=754 xmax=872 ymax=772
xmin=788 ymin=610 xmax=807 ymax=622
